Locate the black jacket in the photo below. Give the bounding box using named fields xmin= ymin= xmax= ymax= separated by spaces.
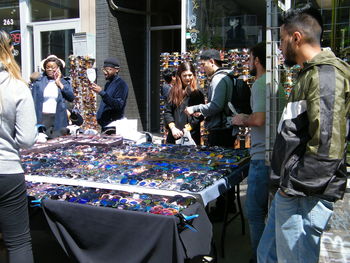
xmin=96 ymin=75 xmax=128 ymax=128
xmin=164 ymin=90 xmax=205 ymax=144
xmin=270 ymin=50 xmax=350 ymax=201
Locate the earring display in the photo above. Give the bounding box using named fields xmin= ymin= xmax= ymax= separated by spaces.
xmin=69 ymin=55 xmax=98 ymax=130
xmin=22 ymin=142 xmax=249 ymax=197
xmin=27 ymin=182 xmax=195 ymax=216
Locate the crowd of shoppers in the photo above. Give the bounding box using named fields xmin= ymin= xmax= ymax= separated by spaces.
xmin=0 ymin=3 xmax=349 ymax=263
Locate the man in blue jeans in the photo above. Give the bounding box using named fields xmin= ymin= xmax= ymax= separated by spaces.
xmin=232 ymin=42 xmax=268 ymax=263
xmin=258 ymin=4 xmax=350 ymax=263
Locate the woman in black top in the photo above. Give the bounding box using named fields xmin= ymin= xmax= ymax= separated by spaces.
xmin=164 ymin=62 xmax=205 ymax=144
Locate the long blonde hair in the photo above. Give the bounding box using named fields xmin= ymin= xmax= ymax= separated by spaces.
xmin=0 ymin=30 xmax=23 ymax=81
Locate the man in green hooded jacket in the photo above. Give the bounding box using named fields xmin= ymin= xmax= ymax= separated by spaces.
xmin=258 ymin=4 xmax=350 ymax=263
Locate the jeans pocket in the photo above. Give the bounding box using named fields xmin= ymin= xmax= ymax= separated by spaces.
xmin=310 ymin=199 xmax=333 ymax=234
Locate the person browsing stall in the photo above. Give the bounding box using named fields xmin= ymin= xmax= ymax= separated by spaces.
xmin=31 ymin=55 xmax=74 ymax=138
xmin=184 ymin=49 xmax=238 ymax=221
xmin=0 ymin=30 xmax=37 ymax=263
xmin=232 ymin=42 xmax=268 ymax=263
xmin=164 ymin=62 xmax=205 ymax=145
xmin=91 ymin=57 xmax=128 ymax=132
xmin=161 ymin=68 xmax=176 ymax=100
xmin=257 ymin=5 xmax=350 ymax=263
xmin=184 ymin=49 xmax=236 ymax=147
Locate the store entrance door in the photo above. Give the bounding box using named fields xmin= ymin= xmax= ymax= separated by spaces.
xmin=33 ymin=20 xmax=79 ymax=75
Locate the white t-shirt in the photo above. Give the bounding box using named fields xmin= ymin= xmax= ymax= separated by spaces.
xmin=42 ymin=80 xmax=58 ymax=114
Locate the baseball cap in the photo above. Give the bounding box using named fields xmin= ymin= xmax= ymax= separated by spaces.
xmin=199 ymin=49 xmax=224 ymax=63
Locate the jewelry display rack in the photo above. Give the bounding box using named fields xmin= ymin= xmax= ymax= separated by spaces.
xmin=69 ymin=55 xmax=98 ymax=131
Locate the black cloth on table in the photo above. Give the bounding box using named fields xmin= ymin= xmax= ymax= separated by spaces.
xmin=42 ymin=200 xmax=212 ymax=263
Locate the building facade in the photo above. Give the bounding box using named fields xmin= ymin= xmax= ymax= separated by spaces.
xmin=0 ymin=0 xmax=349 ymax=132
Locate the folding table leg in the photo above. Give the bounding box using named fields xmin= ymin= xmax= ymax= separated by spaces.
xmin=236 ymin=184 xmax=245 ymax=235
xmin=220 ymin=191 xmax=229 ymax=257
xmin=220 ymin=176 xmax=246 ymax=257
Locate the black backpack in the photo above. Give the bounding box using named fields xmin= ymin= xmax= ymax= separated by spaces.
xmin=218 ymin=70 xmax=252 ymax=115
xmin=230 ymin=75 xmax=252 ymax=115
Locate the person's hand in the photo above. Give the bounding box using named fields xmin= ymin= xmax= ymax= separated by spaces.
xmin=170 ymin=126 xmax=184 ymax=139
xmin=54 ymin=68 xmax=62 ymax=80
xmin=54 ymin=69 xmax=64 ymax=89
xmin=91 ymin=83 xmax=103 ymax=94
xmin=193 ymin=112 xmax=202 ymax=117
xmin=184 ymin=107 xmax=194 ymax=116
xmin=232 ymin=114 xmax=246 ymax=126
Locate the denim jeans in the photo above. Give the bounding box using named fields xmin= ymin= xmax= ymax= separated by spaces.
xmin=0 ymin=173 xmax=34 ymax=263
xmin=245 ymin=160 xmax=270 ymax=261
xmin=257 ymin=191 xmax=333 ymax=263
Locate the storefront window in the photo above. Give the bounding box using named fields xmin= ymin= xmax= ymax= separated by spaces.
xmin=40 ymin=29 xmax=74 ymax=76
xmin=0 ymin=1 xmax=21 ymax=66
xmin=30 ymin=0 xmax=79 ymax=22
xmin=186 ymin=0 xmax=265 ymax=52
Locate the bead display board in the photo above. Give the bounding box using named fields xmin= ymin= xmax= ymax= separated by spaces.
xmin=69 ymin=55 xmax=98 ymax=130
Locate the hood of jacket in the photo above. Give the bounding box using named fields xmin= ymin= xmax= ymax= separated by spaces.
xmin=302 ymin=50 xmax=350 ymax=77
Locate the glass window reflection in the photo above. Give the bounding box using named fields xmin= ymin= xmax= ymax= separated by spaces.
xmin=0 ymin=0 xmax=21 ymax=66
xmin=31 ymin=0 xmax=79 ymax=22
xmin=186 ymin=0 xmax=266 ymax=51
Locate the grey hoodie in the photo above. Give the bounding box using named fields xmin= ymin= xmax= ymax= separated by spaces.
xmin=189 ymin=69 xmax=232 ymax=130
xmin=0 ymin=65 xmax=37 ymax=173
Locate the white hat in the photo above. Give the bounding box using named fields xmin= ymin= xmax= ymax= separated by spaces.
xmin=40 ymin=55 xmax=65 ymax=70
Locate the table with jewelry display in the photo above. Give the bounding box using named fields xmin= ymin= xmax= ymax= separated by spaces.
xmin=23 ymin=135 xmax=250 ymax=262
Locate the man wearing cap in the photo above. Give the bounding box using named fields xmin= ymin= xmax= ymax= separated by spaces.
xmin=185 ymin=49 xmax=235 ymax=147
xmin=91 ymin=57 xmax=128 ymax=132
xmin=184 ymin=49 xmax=237 ymax=221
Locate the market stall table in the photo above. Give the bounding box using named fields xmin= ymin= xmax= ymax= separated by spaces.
xmin=23 ymin=139 xmax=250 ymax=262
